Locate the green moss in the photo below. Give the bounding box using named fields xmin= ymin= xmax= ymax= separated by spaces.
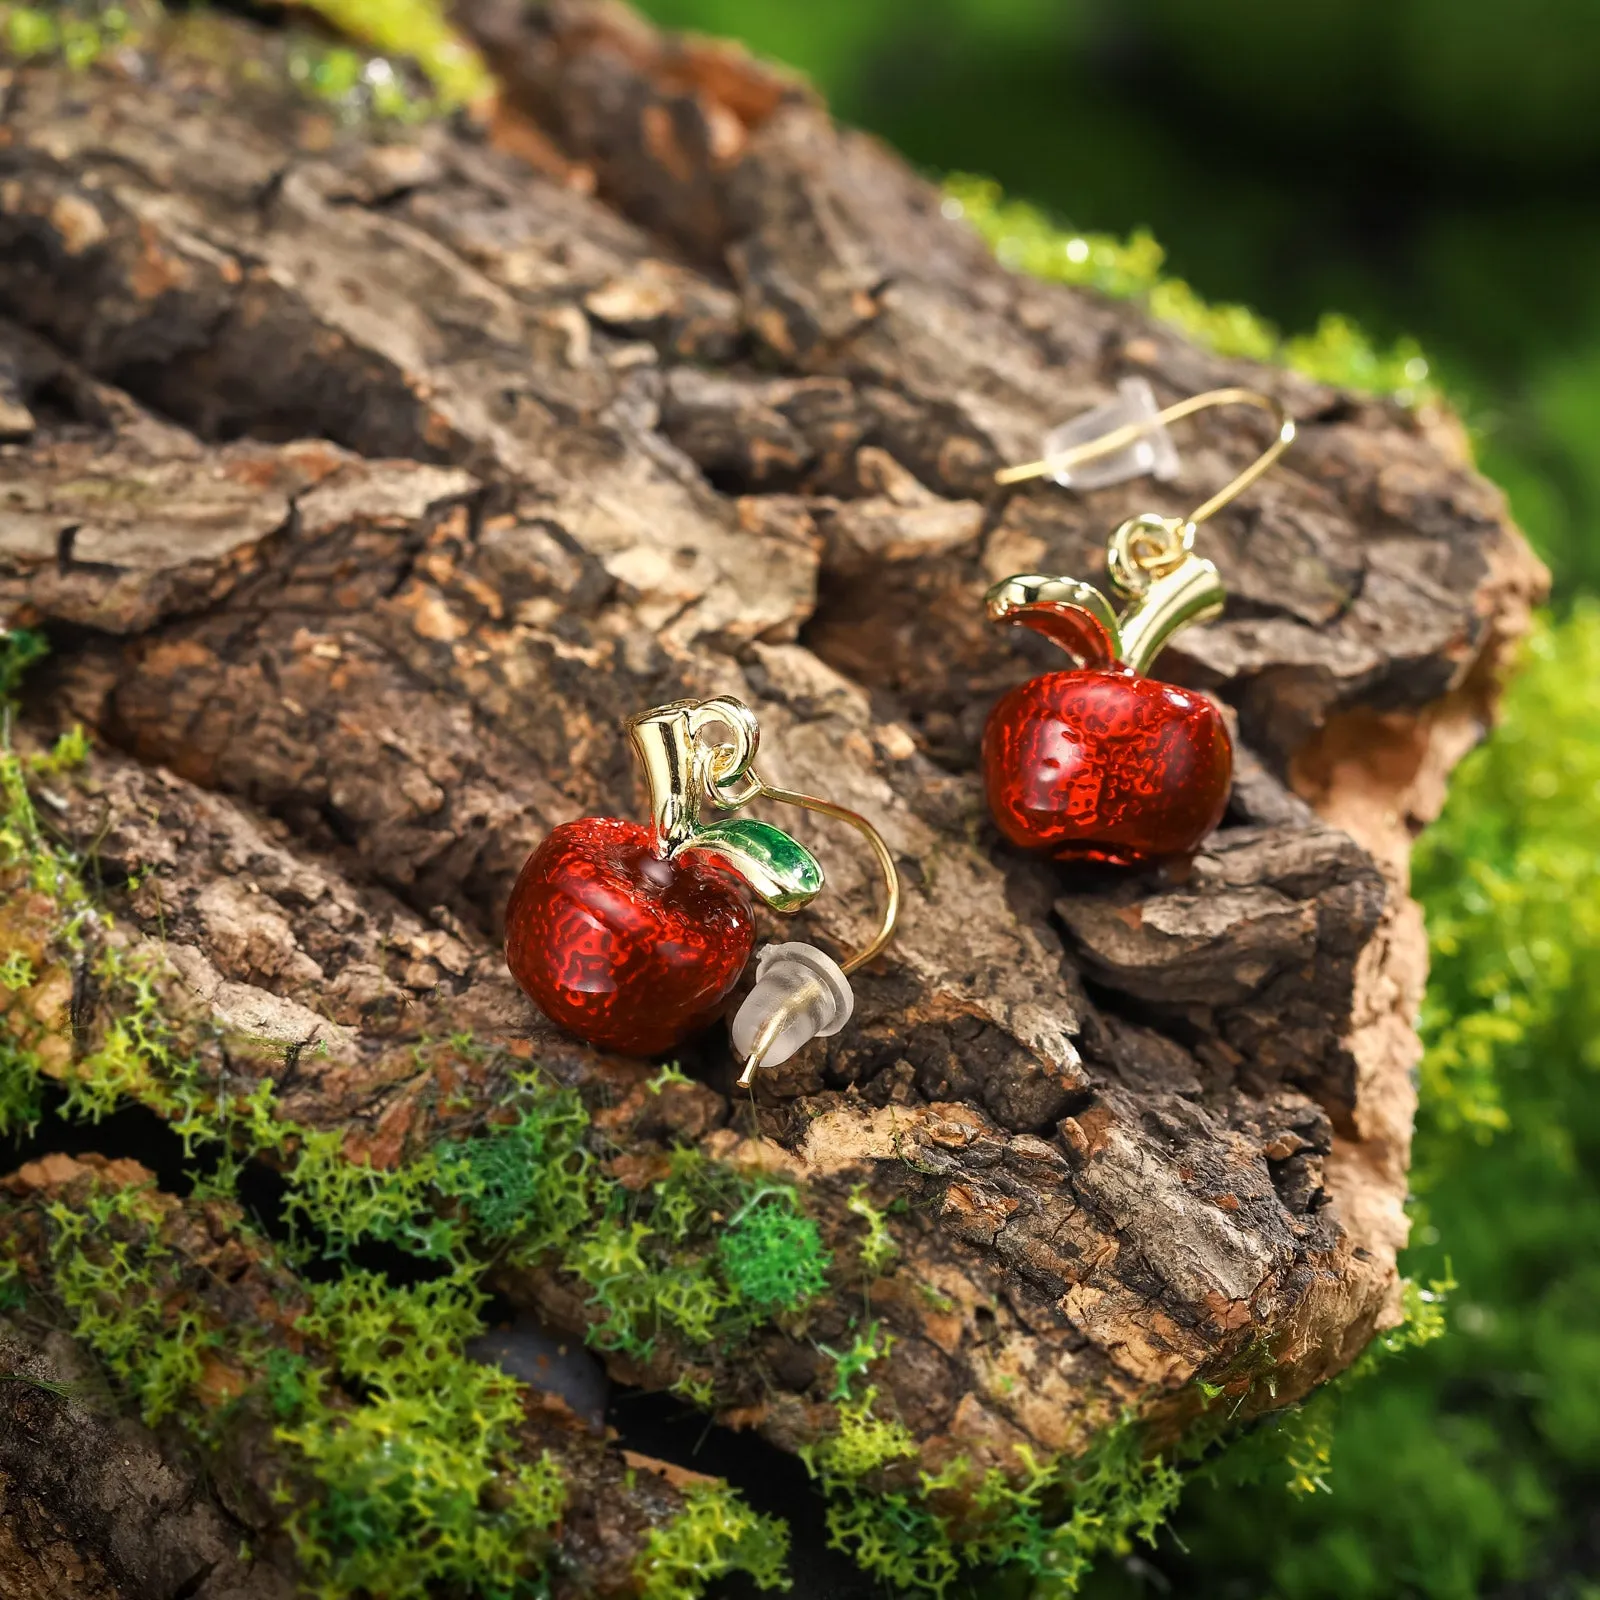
xmin=295 ymin=0 xmax=492 ymax=111
xmin=1413 ymin=611 xmax=1600 ymax=1142
xmin=717 ymin=1190 xmax=831 ymax=1311
xmin=22 ymin=1165 xmax=570 ymax=1599
xmin=0 ymin=629 xmax=48 ymax=698
xmin=261 ymin=1347 xmax=315 ymax=1424
xmin=433 ymin=1074 xmax=596 ymax=1251
xmin=0 ymin=1033 xmax=43 ymax=1139
xmin=0 ymin=1 xmax=488 ymax=121
xmin=42 ymin=1179 xmax=216 ymax=1426
xmin=564 ymin=1148 xmax=832 ymax=1358
xmin=817 ymin=1321 xmax=894 ymax=1400
xmin=804 ymin=1386 xmax=918 ymax=1480
xmin=635 ymin=1481 xmax=793 ymax=1600
xmin=283 ymin=1126 xmax=462 ymax=1262
xmin=795 ymin=1327 xmax=1189 ymax=1599
xmin=820 ymin=1489 xmax=960 ymax=1598
xmin=0 ymin=950 xmax=33 ymax=991
xmin=799 ymin=1372 xmax=959 ymax=1594
xmin=943 ymin=175 xmax=1434 ymax=405
xmin=966 ymin=1429 xmax=1184 ymax=1595
xmin=282 ymin=1271 xmax=566 ymax=1599
xmin=0 ymin=1253 xmax=25 ymax=1312
xmin=845 ymin=1183 xmax=899 ymax=1277
xmin=0 ymin=3 xmax=141 ymax=69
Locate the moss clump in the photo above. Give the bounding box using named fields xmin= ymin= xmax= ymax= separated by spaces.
xmin=0 ymin=1 xmax=490 ymax=123
xmin=717 ymin=1190 xmax=832 ymax=1310
xmin=794 ymin=1326 xmax=1189 ymax=1599
xmin=1415 ymin=610 xmax=1600 ymax=1142
xmin=635 ymin=1482 xmax=792 ymax=1600
xmin=295 ymin=0 xmax=491 ymax=111
xmin=845 ymin=1182 xmax=899 ymax=1277
xmin=0 ymin=1027 xmax=44 ymax=1140
xmin=805 ymin=1382 xmax=954 ymax=1596
xmin=0 ymin=1 xmax=147 ymax=70
xmin=41 ymin=1180 xmax=216 ymax=1426
xmin=570 ymin=1148 xmax=831 ymax=1359
xmin=281 ymin=1271 xmax=566 ymax=1599
xmin=12 ymin=1165 xmax=568 ymax=1600
xmin=434 ymin=1076 xmax=596 ymax=1250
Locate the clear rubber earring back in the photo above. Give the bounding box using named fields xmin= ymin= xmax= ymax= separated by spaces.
xmin=731 ymin=943 xmax=854 ymax=1080
xmin=1041 ymin=376 xmax=1180 ymax=490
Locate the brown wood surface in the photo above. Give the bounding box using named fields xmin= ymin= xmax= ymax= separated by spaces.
xmin=0 ymin=3 xmax=1547 ymax=1594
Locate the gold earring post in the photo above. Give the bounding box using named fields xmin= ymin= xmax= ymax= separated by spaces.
xmin=994 ymin=385 xmax=1296 ymax=526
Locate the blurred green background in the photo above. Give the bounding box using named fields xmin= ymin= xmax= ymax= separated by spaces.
xmin=629 ymin=3 xmax=1600 ymax=1597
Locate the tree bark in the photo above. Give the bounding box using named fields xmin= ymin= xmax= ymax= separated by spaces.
xmin=0 ymin=2 xmax=1547 ymax=1594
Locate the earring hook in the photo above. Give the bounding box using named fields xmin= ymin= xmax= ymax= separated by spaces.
xmin=751 ymin=785 xmax=900 ymax=976
xmin=994 ymin=385 xmax=1296 ymax=526
xmin=706 ymin=765 xmax=900 ymax=979
xmin=709 ymin=768 xmax=900 ymax=1091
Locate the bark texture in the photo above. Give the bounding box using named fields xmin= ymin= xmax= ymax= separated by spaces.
xmin=0 ymin=2 xmax=1548 ymax=1594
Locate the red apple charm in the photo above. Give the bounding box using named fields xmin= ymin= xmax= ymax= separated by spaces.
xmin=504 ymin=697 xmax=827 ymax=1057
xmin=983 ymin=514 xmax=1232 ymax=866
xmin=984 ymin=666 xmax=1230 ymax=866
xmin=505 ymin=817 xmax=756 ymax=1056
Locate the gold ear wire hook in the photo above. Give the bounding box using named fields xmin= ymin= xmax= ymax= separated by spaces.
xmin=705 ymin=766 xmax=900 ymax=1094
xmin=705 ymin=765 xmax=900 ymax=978
xmin=994 ymin=385 xmax=1296 ymax=526
xmin=754 ymin=784 xmax=900 ymax=976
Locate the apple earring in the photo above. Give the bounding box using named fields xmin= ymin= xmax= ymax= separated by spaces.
xmin=984 ymin=386 xmax=1296 ymax=865
xmin=504 ymin=697 xmax=899 ymax=1084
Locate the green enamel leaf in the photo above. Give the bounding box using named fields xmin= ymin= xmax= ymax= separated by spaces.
xmin=676 ymin=819 xmax=824 ymax=913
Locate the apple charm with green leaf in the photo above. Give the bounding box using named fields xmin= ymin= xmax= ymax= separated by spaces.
xmin=504 ymin=697 xmax=899 ymax=1083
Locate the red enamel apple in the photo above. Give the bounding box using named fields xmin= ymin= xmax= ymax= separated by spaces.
xmin=504 ymin=816 xmax=756 ymax=1056
xmin=984 ymin=666 xmax=1231 ymax=865
xmin=983 ymin=518 xmax=1233 ymax=866
xmin=503 ymin=697 xmax=831 ymax=1058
